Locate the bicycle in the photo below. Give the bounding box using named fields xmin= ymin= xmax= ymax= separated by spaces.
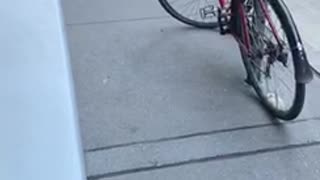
xmin=159 ymin=0 xmax=314 ymax=120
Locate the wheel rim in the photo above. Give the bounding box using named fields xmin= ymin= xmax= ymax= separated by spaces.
xmin=247 ymin=0 xmax=297 ymax=112
xmin=164 ymin=0 xmax=220 ymax=24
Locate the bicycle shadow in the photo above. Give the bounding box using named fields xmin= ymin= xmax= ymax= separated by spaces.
xmin=165 ymin=24 xmax=220 ymax=33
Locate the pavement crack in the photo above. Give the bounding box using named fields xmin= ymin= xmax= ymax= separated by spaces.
xmin=66 ymin=16 xmax=170 ymax=26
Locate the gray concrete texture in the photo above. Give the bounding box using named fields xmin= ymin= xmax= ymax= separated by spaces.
xmin=62 ymin=0 xmax=320 ymax=179
xmin=287 ymin=0 xmax=320 ymax=70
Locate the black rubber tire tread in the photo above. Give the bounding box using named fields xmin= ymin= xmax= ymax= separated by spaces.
xmin=159 ymin=0 xmax=219 ymax=28
xmin=235 ymin=0 xmax=306 ymax=120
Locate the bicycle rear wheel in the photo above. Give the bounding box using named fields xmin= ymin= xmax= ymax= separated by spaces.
xmin=235 ymin=0 xmax=306 ymax=120
xmin=159 ymin=0 xmax=220 ymax=28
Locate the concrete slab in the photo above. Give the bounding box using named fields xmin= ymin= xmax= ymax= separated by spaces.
xmin=287 ymin=0 xmax=320 ymax=71
xmin=66 ymin=18 xmax=320 ymax=151
xmin=99 ymin=144 xmax=320 ymax=180
xmin=62 ymin=0 xmax=167 ymax=25
xmin=63 ymin=0 xmax=320 ymax=179
xmin=62 ymin=0 xmax=320 ymax=71
xmin=86 ymin=118 xmax=320 ymax=178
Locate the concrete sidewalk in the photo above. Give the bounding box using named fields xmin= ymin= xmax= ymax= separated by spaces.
xmin=62 ymin=0 xmax=320 ymax=179
xmin=288 ymin=0 xmax=320 ymax=73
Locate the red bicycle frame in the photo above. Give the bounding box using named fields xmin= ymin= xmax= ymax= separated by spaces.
xmin=219 ymin=0 xmax=228 ymax=8
xmin=218 ymin=0 xmax=282 ymax=56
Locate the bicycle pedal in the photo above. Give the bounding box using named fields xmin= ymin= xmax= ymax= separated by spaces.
xmin=200 ymin=5 xmax=217 ymax=20
xmin=218 ymin=8 xmax=230 ymax=35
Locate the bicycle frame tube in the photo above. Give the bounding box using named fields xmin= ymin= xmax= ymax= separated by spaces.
xmin=229 ymin=0 xmax=283 ymax=56
xmin=239 ymin=2 xmax=251 ymax=51
xmin=219 ymin=0 xmax=228 ymax=8
xmin=257 ymin=0 xmax=282 ymax=47
xmin=223 ymin=0 xmax=313 ymax=83
xmin=228 ymin=0 xmax=252 ymax=55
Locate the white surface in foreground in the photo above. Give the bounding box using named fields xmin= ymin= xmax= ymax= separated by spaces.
xmin=0 ymin=1 xmax=85 ymax=180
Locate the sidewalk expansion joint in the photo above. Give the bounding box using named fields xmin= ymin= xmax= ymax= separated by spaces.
xmin=87 ymin=140 xmax=320 ymax=180
xmin=66 ymin=16 xmax=171 ymax=26
xmin=86 ymin=116 xmax=320 ymax=153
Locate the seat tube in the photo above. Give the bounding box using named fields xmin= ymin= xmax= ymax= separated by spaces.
xmin=219 ymin=0 xmax=228 ymax=8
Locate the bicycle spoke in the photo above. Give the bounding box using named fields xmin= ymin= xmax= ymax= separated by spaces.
xmin=165 ymin=0 xmax=219 ymax=24
xmin=178 ymin=0 xmax=199 ymax=15
xmin=245 ymin=0 xmax=297 ymax=112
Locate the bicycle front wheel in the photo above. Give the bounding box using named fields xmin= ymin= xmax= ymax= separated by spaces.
xmin=159 ymin=0 xmax=220 ymax=28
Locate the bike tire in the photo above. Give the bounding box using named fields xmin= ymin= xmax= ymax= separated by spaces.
xmin=159 ymin=0 xmax=219 ymax=28
xmin=235 ymin=0 xmax=306 ymax=120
